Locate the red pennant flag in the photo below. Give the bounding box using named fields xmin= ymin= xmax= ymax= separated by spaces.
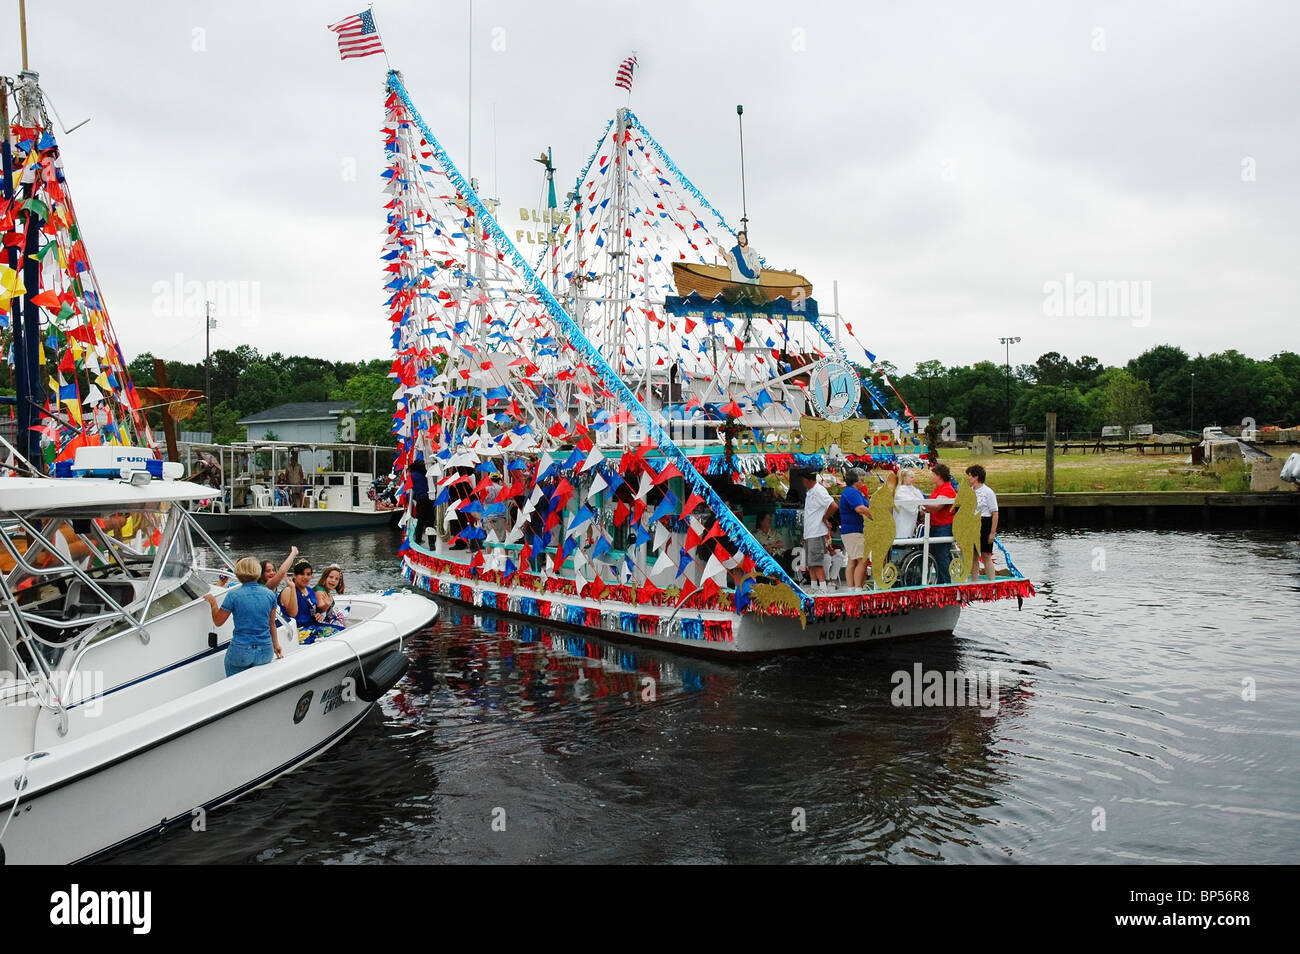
xmin=653 ymin=460 xmax=682 ymax=485
xmin=680 ymin=491 xmax=704 ymax=519
xmin=553 ymin=478 xmax=574 ymax=506
xmin=700 ymin=577 xmax=721 ymax=604
xmin=676 ymin=576 xmax=697 ymax=603
xmin=684 ymin=522 xmax=703 ymax=551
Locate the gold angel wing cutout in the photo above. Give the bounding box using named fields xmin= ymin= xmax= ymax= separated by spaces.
xmin=950 ymin=481 xmax=981 ymax=583
xmin=866 ymin=478 xmax=899 ymax=589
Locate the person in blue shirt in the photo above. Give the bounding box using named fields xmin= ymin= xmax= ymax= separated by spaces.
xmin=839 ymin=469 xmax=871 ymax=589
xmin=204 ymin=556 xmax=283 ymax=677
xmin=279 ymin=560 xmax=324 ymax=634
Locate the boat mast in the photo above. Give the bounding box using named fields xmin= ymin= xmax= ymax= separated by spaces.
xmin=8 ymin=0 xmax=48 ymax=466
xmin=736 ymin=104 xmax=749 ymax=233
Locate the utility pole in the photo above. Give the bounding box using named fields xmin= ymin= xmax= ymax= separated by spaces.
xmin=205 ymin=300 xmax=215 ymax=439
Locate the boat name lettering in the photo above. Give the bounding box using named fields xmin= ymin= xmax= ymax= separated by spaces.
xmin=49 ymin=884 xmax=151 ymax=935
xmin=321 ymin=680 xmax=353 ymax=714
xmin=818 ymin=623 xmax=891 ymax=641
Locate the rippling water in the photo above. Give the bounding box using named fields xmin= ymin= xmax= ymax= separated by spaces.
xmin=110 ymin=526 xmax=1300 ymax=864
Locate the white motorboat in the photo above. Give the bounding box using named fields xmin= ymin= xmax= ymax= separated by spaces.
xmin=186 ymin=441 xmax=401 ymax=534
xmin=0 ymin=447 xmax=437 ymax=864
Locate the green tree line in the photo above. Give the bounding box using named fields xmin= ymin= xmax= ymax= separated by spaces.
xmin=10 ymin=342 xmax=1293 ymax=445
xmin=871 ymin=346 xmax=1300 ymax=436
xmin=126 ymin=346 xmax=396 ymax=446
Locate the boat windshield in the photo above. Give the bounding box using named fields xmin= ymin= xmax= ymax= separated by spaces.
xmin=0 ymin=504 xmax=203 ymax=674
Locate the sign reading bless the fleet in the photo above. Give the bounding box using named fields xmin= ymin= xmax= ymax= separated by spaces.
xmin=479 ymin=200 xmax=570 ymax=248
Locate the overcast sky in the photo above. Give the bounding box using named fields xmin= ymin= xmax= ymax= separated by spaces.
xmin=5 ymin=0 xmax=1296 ymax=379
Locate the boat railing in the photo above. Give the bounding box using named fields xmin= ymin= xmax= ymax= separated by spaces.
xmin=0 ymin=573 xmax=67 ymax=731
xmin=55 ymin=509 xmax=232 ymax=709
xmin=179 ymin=508 xmax=239 ymax=576
xmin=1 ymin=514 xmax=153 ymax=650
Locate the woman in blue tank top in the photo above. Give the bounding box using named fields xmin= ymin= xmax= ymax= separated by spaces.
xmin=279 ymin=560 xmax=322 ymax=630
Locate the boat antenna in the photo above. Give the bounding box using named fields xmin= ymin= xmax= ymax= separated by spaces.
xmin=736 ymin=104 xmax=748 ymax=233
xmin=534 ymin=147 xmax=557 ymax=290
xmin=19 ymin=0 xmax=29 ymax=70
xmin=466 ymin=0 xmax=473 ymax=185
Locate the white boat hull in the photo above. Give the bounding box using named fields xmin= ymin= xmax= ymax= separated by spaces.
xmin=192 ymin=507 xmax=398 ymax=533
xmin=404 ymin=558 xmax=959 ymax=657
xmin=0 ymin=592 xmax=436 ymax=865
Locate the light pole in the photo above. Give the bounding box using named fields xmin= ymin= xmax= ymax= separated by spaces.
xmin=998 ymin=336 xmax=1020 ymax=439
xmin=1190 ymin=370 xmax=1196 ymax=435
xmin=205 ymin=301 xmax=217 ymax=440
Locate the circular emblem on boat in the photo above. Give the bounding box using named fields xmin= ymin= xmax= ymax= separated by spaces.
xmin=292 ymin=690 xmax=313 ymax=724
xmin=808 ymin=357 xmax=861 ymax=423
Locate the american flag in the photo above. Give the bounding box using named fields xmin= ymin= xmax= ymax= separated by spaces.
xmin=328 ymin=10 xmax=385 ymax=61
xmin=614 ymin=55 xmax=638 ymax=92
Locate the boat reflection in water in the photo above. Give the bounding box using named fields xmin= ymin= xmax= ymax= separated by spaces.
xmin=387 ymin=601 xmax=722 ymax=721
xmin=380 ymin=598 xmax=1038 ymax=863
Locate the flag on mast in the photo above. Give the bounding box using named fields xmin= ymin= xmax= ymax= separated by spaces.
xmin=328 ymin=10 xmax=386 ymax=60
xmin=614 ymin=54 xmax=638 ymax=92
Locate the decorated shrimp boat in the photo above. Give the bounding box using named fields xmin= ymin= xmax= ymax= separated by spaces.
xmin=380 ymin=71 xmax=1034 ymax=657
xmin=0 ymin=61 xmax=436 ymax=864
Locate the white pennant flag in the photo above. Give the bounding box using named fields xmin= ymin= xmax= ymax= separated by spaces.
xmin=587 ymin=471 xmax=608 ymax=501
xmin=702 ymin=552 xmax=728 ymax=585
xmin=653 ymin=521 xmax=671 ymax=551
xmin=649 ymin=547 xmax=678 ymax=582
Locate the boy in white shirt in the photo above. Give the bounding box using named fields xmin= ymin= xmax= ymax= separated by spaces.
xmin=800 ymin=469 xmax=836 ymax=590
xmin=965 ymin=464 xmax=999 ymax=582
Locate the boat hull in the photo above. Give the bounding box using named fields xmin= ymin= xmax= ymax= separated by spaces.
xmin=671 ymin=262 xmax=813 ymax=303
xmin=192 ymin=507 xmax=399 ymax=533
xmin=405 ymin=558 xmax=959 ymax=658
xmin=0 ymin=592 xmax=437 ymax=865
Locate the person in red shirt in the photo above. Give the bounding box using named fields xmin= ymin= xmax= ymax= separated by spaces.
xmin=918 ymin=463 xmax=957 ymax=584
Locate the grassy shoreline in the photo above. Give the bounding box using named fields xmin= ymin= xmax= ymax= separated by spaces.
xmin=929 ymin=446 xmax=1300 ymax=494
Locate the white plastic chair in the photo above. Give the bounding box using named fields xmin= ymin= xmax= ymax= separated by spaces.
xmin=249 ymin=484 xmax=273 ymax=508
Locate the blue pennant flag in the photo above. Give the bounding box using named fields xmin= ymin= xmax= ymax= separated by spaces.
xmin=568 ymin=506 xmax=595 ymax=534
xmin=735 ymin=576 xmax=755 ymax=613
